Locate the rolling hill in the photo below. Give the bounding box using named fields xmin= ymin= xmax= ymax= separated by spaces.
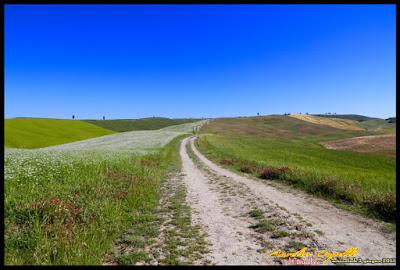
xmin=313 ymin=114 xmax=396 ymax=133
xmin=85 ymin=117 xmax=202 ymax=132
xmin=198 ymin=115 xmax=395 ymax=221
xmin=5 ymin=118 xmax=115 ymax=149
xmin=358 ymin=119 xmax=396 ymax=133
xmin=294 ymin=114 xmax=395 ymax=133
xmin=313 ymin=114 xmax=377 ymax=122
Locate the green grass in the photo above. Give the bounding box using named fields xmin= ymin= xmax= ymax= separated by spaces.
xmin=85 ymin=117 xmax=201 ymax=132
xmin=5 ymin=118 xmax=115 ymax=149
xmin=284 ymin=241 xmax=307 ymax=251
xmin=159 ymin=184 xmax=209 ymax=265
xmin=249 ymin=208 xmax=264 ymax=220
xmin=116 ymin=251 xmax=149 ymax=265
xmin=5 ymin=134 xmax=187 ymax=265
xmin=358 ymin=119 xmax=396 ymax=133
xmin=251 ymin=220 xmax=275 ymax=233
xmin=271 ymin=230 xmax=290 ymax=239
xmin=198 ymin=116 xmax=396 ymax=222
xmin=112 ymin=138 xmax=209 ymax=265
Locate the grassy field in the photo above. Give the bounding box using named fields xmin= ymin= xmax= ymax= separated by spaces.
xmin=197 ymin=116 xmax=396 ymax=222
xmin=4 ymin=121 xmax=204 ymax=265
xmin=313 ymin=114 xmax=396 ymax=133
xmin=5 ymin=118 xmax=115 ymax=149
xmin=358 ymin=119 xmax=396 ymax=133
xmin=85 ymin=117 xmax=202 ymax=132
xmin=313 ymin=114 xmax=378 ymax=122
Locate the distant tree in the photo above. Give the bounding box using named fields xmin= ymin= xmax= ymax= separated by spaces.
xmin=306 ymin=112 xmax=309 ymax=115
xmin=257 ymin=112 xmax=260 ymax=116
xmin=72 ymin=115 xmax=75 ymax=119
xmin=103 ymin=116 xmax=105 ymax=120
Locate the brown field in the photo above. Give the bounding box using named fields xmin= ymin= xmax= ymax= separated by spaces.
xmin=201 ymin=115 xmax=366 ymax=140
xmin=289 ymin=114 xmax=364 ymax=131
xmin=321 ymin=134 xmax=396 ymax=157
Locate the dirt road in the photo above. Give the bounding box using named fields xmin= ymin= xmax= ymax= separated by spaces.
xmin=179 ymin=136 xmax=396 ymax=265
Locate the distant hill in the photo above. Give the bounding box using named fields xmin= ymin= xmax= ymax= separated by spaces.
xmin=308 ymin=114 xmax=395 ymax=133
xmin=202 ymin=115 xmax=366 ymax=140
xmin=358 ymin=119 xmax=396 ymax=133
xmin=313 ymin=114 xmax=378 ymax=122
xmin=85 ymin=117 xmax=201 ymax=132
xmin=5 ymin=118 xmax=115 ymax=149
xmin=386 ymin=117 xmax=396 ymax=123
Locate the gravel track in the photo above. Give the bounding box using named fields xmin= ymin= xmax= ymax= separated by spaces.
xmin=179 ymin=136 xmax=396 ymax=265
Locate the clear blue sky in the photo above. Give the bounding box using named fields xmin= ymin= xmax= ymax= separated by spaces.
xmin=5 ymin=4 xmax=396 ymax=119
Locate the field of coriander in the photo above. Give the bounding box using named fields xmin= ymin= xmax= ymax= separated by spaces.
xmin=4 ymin=121 xmax=206 ymax=265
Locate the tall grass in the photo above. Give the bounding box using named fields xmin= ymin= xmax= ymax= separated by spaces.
xmin=5 ymin=135 xmax=186 ymax=265
xmin=197 ymin=135 xmax=396 ymax=222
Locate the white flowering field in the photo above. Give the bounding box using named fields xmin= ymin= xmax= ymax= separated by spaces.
xmin=43 ymin=120 xmax=207 ymax=153
xmin=4 ymin=120 xmax=206 ymax=265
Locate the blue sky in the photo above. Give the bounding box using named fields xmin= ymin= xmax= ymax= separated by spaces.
xmin=5 ymin=4 xmax=396 ymax=119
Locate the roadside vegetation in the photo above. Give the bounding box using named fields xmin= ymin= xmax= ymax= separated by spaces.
xmin=5 ymin=118 xmax=115 ymax=149
xmin=85 ymin=117 xmax=201 ymax=132
xmin=198 ymin=116 xmax=396 ymax=222
xmin=104 ymin=134 xmax=210 ymax=265
xmin=4 ymin=121 xmax=204 ymax=265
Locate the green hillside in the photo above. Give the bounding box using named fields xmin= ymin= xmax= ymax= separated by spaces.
xmin=313 ymin=114 xmax=377 ymax=122
xmin=5 ymin=118 xmax=115 ymax=149
xmin=85 ymin=117 xmax=201 ymax=132
xmin=198 ymin=116 xmax=396 ymax=221
xmin=313 ymin=114 xmax=395 ymax=133
xmin=358 ymin=119 xmax=396 ymax=133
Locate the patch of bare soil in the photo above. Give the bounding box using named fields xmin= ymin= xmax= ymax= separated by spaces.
xmin=322 ymin=134 xmax=396 ymax=156
xmin=290 ymin=114 xmax=363 ymax=131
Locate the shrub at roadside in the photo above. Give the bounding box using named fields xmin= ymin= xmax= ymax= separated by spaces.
xmin=216 ymin=156 xmax=395 ymax=222
xmin=259 ymin=167 xmax=291 ymax=180
xmin=362 ymin=193 xmax=396 ymax=222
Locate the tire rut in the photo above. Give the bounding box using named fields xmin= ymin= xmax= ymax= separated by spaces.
xmin=186 ymin=136 xmax=395 ymax=264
